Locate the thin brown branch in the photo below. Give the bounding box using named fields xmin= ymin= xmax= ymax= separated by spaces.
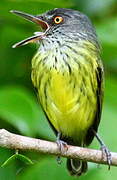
xmin=0 ymin=129 xmax=117 ymax=166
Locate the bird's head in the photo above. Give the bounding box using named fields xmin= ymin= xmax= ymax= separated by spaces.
xmin=11 ymin=8 xmax=98 ymax=48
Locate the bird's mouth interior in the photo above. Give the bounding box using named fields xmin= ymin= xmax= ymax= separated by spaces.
xmin=10 ymin=10 xmax=49 ymax=48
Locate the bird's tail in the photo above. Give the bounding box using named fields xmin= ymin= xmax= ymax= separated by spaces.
xmin=67 ymin=158 xmax=88 ymax=176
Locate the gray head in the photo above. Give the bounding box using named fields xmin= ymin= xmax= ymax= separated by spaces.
xmin=11 ymin=8 xmax=99 ymax=48
xmin=42 ymin=8 xmax=97 ymax=40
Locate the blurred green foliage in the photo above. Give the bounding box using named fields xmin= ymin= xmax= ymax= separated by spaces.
xmin=0 ymin=0 xmax=117 ymax=179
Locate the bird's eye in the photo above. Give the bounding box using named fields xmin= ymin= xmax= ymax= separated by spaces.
xmin=54 ymin=16 xmax=63 ymax=24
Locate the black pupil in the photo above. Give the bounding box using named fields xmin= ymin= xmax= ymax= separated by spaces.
xmin=56 ymin=17 xmax=60 ymax=22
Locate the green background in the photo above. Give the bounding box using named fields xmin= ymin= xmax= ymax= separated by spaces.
xmin=0 ymin=0 xmax=117 ymax=179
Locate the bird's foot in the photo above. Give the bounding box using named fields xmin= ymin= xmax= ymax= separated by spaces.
xmin=56 ymin=139 xmax=68 ymax=152
xmin=56 ymin=139 xmax=68 ymax=164
xmin=92 ymin=129 xmax=112 ymax=170
xmin=100 ymin=145 xmax=112 ymax=170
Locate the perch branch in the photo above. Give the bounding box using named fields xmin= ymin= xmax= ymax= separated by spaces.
xmin=0 ymin=129 xmax=117 ymax=167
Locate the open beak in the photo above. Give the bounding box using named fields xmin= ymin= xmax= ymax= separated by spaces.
xmin=10 ymin=10 xmax=49 ymax=48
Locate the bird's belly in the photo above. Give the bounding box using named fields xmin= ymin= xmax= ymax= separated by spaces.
xmin=45 ymin=70 xmax=97 ymax=141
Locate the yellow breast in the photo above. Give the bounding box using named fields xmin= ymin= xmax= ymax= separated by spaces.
xmin=46 ymin=69 xmax=97 ymax=140
xmin=31 ymin=41 xmax=99 ymax=143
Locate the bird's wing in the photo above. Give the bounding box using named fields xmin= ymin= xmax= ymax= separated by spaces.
xmin=85 ymin=61 xmax=104 ymax=146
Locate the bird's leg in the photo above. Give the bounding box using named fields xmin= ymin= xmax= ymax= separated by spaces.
xmin=56 ymin=132 xmax=68 ymax=164
xmin=93 ymin=129 xmax=112 ymax=169
xmin=56 ymin=132 xmax=68 ymax=151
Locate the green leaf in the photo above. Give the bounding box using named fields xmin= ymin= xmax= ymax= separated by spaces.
xmin=21 ymin=0 xmax=73 ymax=7
xmin=96 ymin=17 xmax=117 ymax=47
xmin=80 ymin=0 xmax=115 ymax=15
xmin=96 ymin=18 xmax=117 ymax=73
xmin=0 ymin=148 xmax=16 ymax=180
xmin=15 ymin=154 xmax=34 ymax=165
xmin=1 ymin=154 xmax=33 ymax=168
xmin=17 ymin=154 xmax=117 ymax=180
xmin=0 ymin=86 xmax=55 ymax=139
xmin=17 ymin=157 xmax=106 ymax=180
xmin=1 ymin=155 xmax=16 ymax=168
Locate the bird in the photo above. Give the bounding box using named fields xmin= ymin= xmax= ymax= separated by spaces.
xmin=11 ymin=8 xmax=111 ymax=177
